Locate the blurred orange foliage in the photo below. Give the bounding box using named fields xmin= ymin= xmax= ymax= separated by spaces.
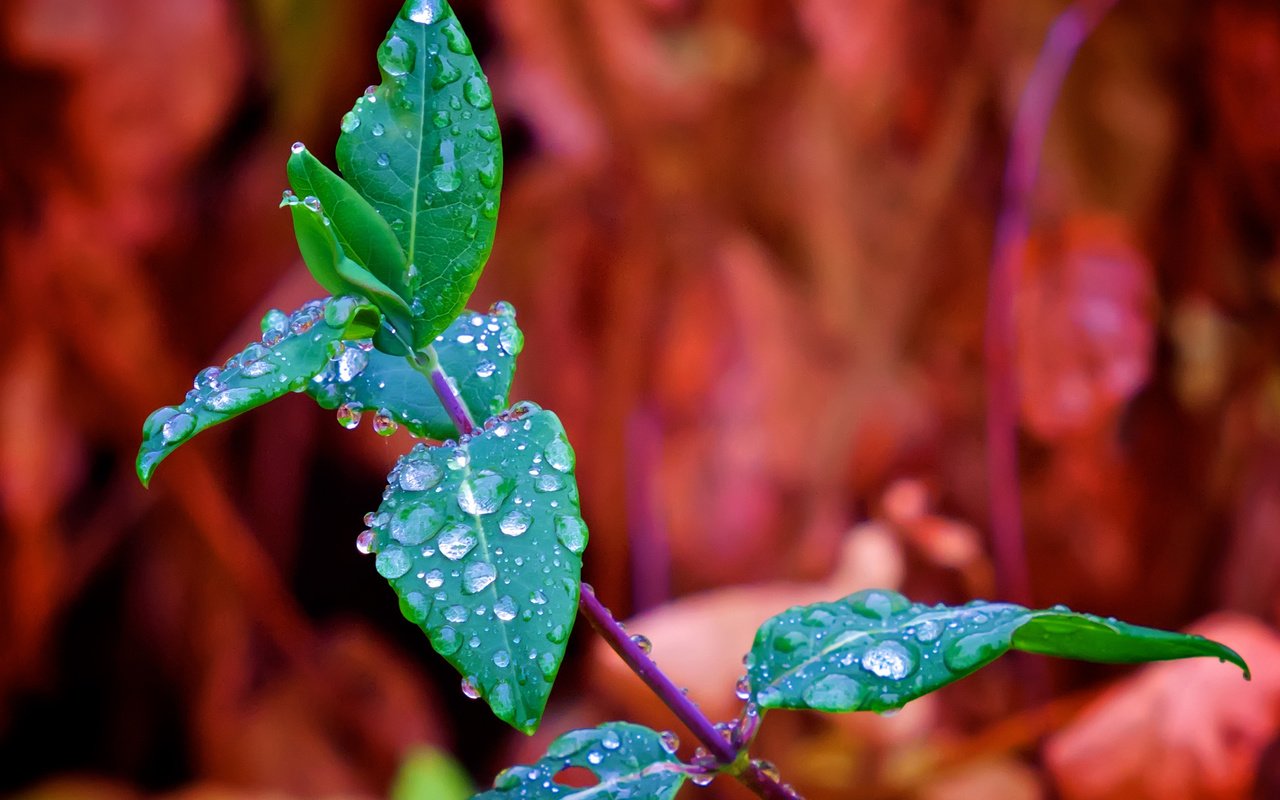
xmin=1 ymin=0 xmax=1278 ymax=797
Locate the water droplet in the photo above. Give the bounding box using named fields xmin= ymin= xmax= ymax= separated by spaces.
xmin=291 ymin=141 xmax=305 ymax=154
xmin=373 ymin=409 xmax=398 ymax=437
xmin=474 ymin=360 xmax=496 ymax=378
xmin=437 ymin=525 xmax=477 ymax=560
xmin=399 ymin=461 xmax=442 ymax=492
xmin=335 ymin=347 xmax=368 ymax=382
xmin=494 ymin=595 xmax=518 ymax=621
xmin=458 ymin=470 xmax=512 ymax=516
xmin=499 ymin=510 xmax=531 ymax=537
xmin=340 ymin=111 xmax=361 ymax=133
xmin=498 ymin=325 xmax=524 ymax=356
xmin=493 ymin=649 xmax=511 ymax=668
xmin=446 ymin=447 xmax=470 ymax=470
xmin=442 ymin=21 xmax=472 ymax=54
xmin=379 ymin=34 xmax=416 ymax=77
xmin=848 ymin=589 xmax=910 ymax=621
xmin=463 ymin=75 xmax=493 ymax=109
xmin=772 ymin=631 xmax=808 ymax=654
xmin=752 ymin=760 xmax=781 ymax=782
xmin=735 ymin=675 xmax=752 ymax=700
xmin=462 ymin=561 xmax=496 ymax=594
xmin=376 ymin=152 xmax=390 ymax=167
xmin=356 ymin=529 xmax=376 ymax=555
xmin=586 ymin=750 xmax=604 ymax=766
xmin=547 ymin=624 xmax=568 ymax=644
xmin=260 ymin=308 xmax=288 ymax=336
xmin=433 ymin=139 xmax=461 ymax=192
xmin=160 ymin=412 xmax=197 ymax=444
xmin=460 ymin=676 xmax=481 ymax=700
xmin=914 ymin=618 xmax=942 ymax=643
xmin=860 ymin=641 xmax=917 ymax=680
xmin=801 ymin=673 xmax=864 ymax=711
xmin=477 ymin=155 xmax=499 ymax=188
xmin=390 ymin=505 xmax=442 ymax=545
xmin=943 ymin=631 xmax=1007 ymax=673
xmin=691 ymin=772 xmax=714 ymax=787
xmin=431 ymin=625 xmax=461 ymax=655
xmin=424 ymin=569 xmax=444 ymax=588
xmin=489 ymin=681 xmax=515 ymax=719
xmin=207 ymin=387 xmax=265 ymax=414
xmin=375 ymin=547 xmax=412 ymax=579
xmin=544 ymin=436 xmax=574 ymax=473
xmin=432 ymin=54 xmax=461 ymax=88
xmin=629 ymin=634 xmax=652 ymax=654
xmin=660 ymin=730 xmax=680 ymax=754
xmin=336 ymin=404 xmax=363 ymax=430
xmin=535 ymin=473 xmax=565 ymax=493
xmin=554 ymin=515 xmax=588 ymax=554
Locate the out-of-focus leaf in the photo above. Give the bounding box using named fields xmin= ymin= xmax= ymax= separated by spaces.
xmin=136 ymin=297 xmax=378 ymax=485
xmin=336 ymin=0 xmax=503 ymax=346
xmin=746 ymin=590 xmax=1249 ymax=713
xmin=364 ymin=405 xmax=584 ymax=734
xmin=307 ymin=303 xmax=522 ymax=439
xmin=283 ymin=193 xmax=417 ymax=354
xmin=287 ymin=144 xmax=409 ymax=300
xmin=472 ymin=723 xmax=686 ymax=800
xmin=392 ymin=747 xmax=472 ymax=800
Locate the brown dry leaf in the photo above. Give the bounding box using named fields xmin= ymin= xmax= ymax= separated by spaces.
xmin=1045 ymin=613 xmax=1280 ymax=800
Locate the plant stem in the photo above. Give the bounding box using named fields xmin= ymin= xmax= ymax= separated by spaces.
xmin=423 ymin=355 xmax=802 ymax=798
xmin=413 ymin=345 xmax=477 ymax=435
xmin=579 ymin=584 xmax=803 ymax=800
xmin=984 ymin=0 xmax=1119 ymax=607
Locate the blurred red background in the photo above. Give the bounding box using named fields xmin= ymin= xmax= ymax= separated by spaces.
xmin=2 ymin=0 xmax=1279 ymax=798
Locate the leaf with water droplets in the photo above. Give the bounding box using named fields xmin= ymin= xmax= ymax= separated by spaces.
xmin=306 ymin=304 xmax=521 ymax=438
xmin=473 ymin=722 xmax=685 ymax=800
xmin=366 ymin=405 xmax=584 ymax=733
xmin=136 ymin=297 xmax=379 ymax=486
xmin=287 ymin=144 xmax=408 ymax=301
xmin=745 ymin=589 xmax=1251 ymax=714
xmin=337 ymin=0 xmax=502 ymax=345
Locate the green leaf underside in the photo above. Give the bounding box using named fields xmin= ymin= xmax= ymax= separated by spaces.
xmin=473 ymin=723 xmax=685 ymax=800
xmin=137 ymin=297 xmax=378 ymax=486
xmin=284 ymin=196 xmax=416 ymax=353
xmin=336 ymin=0 xmax=503 ymax=346
xmin=287 ymin=145 xmax=409 ymax=300
xmin=367 ymin=406 xmax=585 ymax=734
xmin=308 ymin=304 xmax=523 ymax=439
xmin=746 ymin=589 xmax=1251 ymax=714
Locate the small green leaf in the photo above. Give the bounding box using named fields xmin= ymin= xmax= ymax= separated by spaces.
xmin=746 ymin=590 xmax=1251 ymax=714
xmin=287 ymin=143 xmax=409 ymax=300
xmin=284 ymin=194 xmax=417 ymax=354
xmin=307 ymin=303 xmax=522 ymax=439
xmin=137 ymin=297 xmax=377 ymax=486
xmin=337 ymin=0 xmax=503 ymax=346
xmin=473 ymin=723 xmax=686 ymax=800
xmin=365 ymin=404 xmax=584 ymax=734
xmin=392 ymin=747 xmax=472 ymax=800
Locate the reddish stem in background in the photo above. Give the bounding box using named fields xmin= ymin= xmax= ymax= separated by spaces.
xmin=985 ymin=0 xmax=1120 ymax=606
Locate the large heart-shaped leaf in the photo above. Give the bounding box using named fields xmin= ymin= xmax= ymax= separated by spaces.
xmin=364 ymin=405 xmax=584 ymax=733
xmin=308 ymin=303 xmax=523 ymax=439
xmin=336 ymin=0 xmax=502 ymax=346
xmin=746 ymin=589 xmax=1250 ymax=714
xmin=137 ymin=297 xmax=379 ymax=486
xmin=474 ymin=723 xmax=686 ymax=800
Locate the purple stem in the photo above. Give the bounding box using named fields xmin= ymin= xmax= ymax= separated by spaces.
xmin=985 ymin=0 xmax=1120 ymax=606
xmin=424 ymin=359 xmax=801 ymax=798
xmin=579 ymin=584 xmax=802 ymax=800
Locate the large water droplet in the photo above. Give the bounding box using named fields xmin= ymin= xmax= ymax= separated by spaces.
xmin=356 ymin=529 xmax=375 ymax=555
xmin=943 ymin=631 xmax=1007 ymax=673
xmin=462 ymin=561 xmax=496 ymax=594
xmin=207 ymin=387 xmax=265 ymax=414
xmin=437 ymin=525 xmax=477 ymax=561
xmin=399 ymin=461 xmax=442 ymax=492
xmin=535 ymin=473 xmax=565 ymax=493
xmin=660 ymin=731 xmax=680 ymax=754
xmin=463 ymin=75 xmax=493 ymax=109
xmin=379 ymin=34 xmax=416 ymax=77
xmin=336 ymin=404 xmax=363 ymax=430
xmin=801 ymin=674 xmax=864 ymax=712
xmin=457 ymin=471 xmax=512 ymax=516
xmin=494 ymin=595 xmax=517 ymax=621
xmin=406 ymin=0 xmax=443 ymax=24
xmin=432 ymin=54 xmax=461 ymax=88
xmin=336 ymin=347 xmax=368 ymax=383
xmin=629 ymin=634 xmax=652 ymax=654
xmin=498 ymin=325 xmax=524 ymax=356
xmin=442 ymin=21 xmax=472 ymax=54
xmin=160 ymin=411 xmax=196 ymax=444
xmin=499 ymin=510 xmax=530 ymax=537
xmin=544 ymin=436 xmax=574 ymax=473
xmin=554 ymin=515 xmax=588 ymax=554
xmin=460 ymin=675 xmax=481 ymax=699
xmin=492 ymin=649 xmax=511 ymax=668
xmin=433 ymin=140 xmax=461 ymax=192
xmin=860 ymin=641 xmax=917 ymax=680
xmin=431 ymin=625 xmax=461 ymax=655
xmin=372 ymin=409 xmax=398 ymax=437
xmin=390 ymin=505 xmax=442 ymax=545
xmin=914 ymin=618 xmax=942 ymax=643
xmin=340 ymin=111 xmax=361 ymax=133
xmin=375 ymin=547 xmax=412 ymax=579
xmin=474 ymin=360 xmax=496 ymax=378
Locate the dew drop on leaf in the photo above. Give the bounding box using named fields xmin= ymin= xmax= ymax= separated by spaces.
xmin=437 ymin=525 xmax=477 ymax=560
xmin=499 ymin=509 xmax=531 ymax=537
xmin=860 ymin=641 xmax=917 ymax=680
xmin=462 ymin=561 xmax=496 ymax=594
xmin=355 ymin=529 xmax=376 ymax=555
xmin=801 ymin=674 xmax=864 ymax=712
xmin=399 ymin=461 xmax=442 ymax=492
xmin=460 ymin=675 xmax=481 ymax=700
xmin=375 ymin=547 xmax=412 ymax=579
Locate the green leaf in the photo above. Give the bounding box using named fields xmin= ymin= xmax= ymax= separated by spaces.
xmin=336 ymin=0 xmax=503 ymax=346
xmin=392 ymin=747 xmax=472 ymax=800
xmin=137 ymin=297 xmax=378 ymax=486
xmin=746 ymin=589 xmax=1251 ymax=714
xmin=283 ymin=194 xmax=417 ymax=354
xmin=473 ymin=723 xmax=686 ymax=800
xmin=307 ymin=303 xmax=523 ymax=439
xmin=287 ymin=143 xmax=409 ymax=300
xmin=365 ymin=404 xmax=584 ymax=734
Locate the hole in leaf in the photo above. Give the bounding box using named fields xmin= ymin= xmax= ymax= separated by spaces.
xmin=553 ymin=766 xmax=600 ymax=788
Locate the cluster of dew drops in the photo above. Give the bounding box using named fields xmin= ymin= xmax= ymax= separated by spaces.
xmin=327 ymin=302 xmax=522 ymax=438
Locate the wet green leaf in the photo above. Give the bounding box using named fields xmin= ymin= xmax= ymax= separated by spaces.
xmin=746 ymin=589 xmax=1251 ymax=714
xmin=365 ymin=405 xmax=584 ymax=734
xmin=473 ymin=723 xmax=686 ymax=800
xmin=336 ymin=0 xmax=502 ymax=347
xmin=137 ymin=297 xmax=378 ymax=486
xmin=392 ymin=747 xmax=472 ymax=800
xmin=307 ymin=303 xmax=522 ymax=439
xmin=287 ymin=144 xmax=409 ymax=300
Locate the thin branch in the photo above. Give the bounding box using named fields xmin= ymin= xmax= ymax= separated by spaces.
xmin=414 ymin=345 xmax=477 ymax=435
xmin=985 ymin=0 xmax=1120 ymax=605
